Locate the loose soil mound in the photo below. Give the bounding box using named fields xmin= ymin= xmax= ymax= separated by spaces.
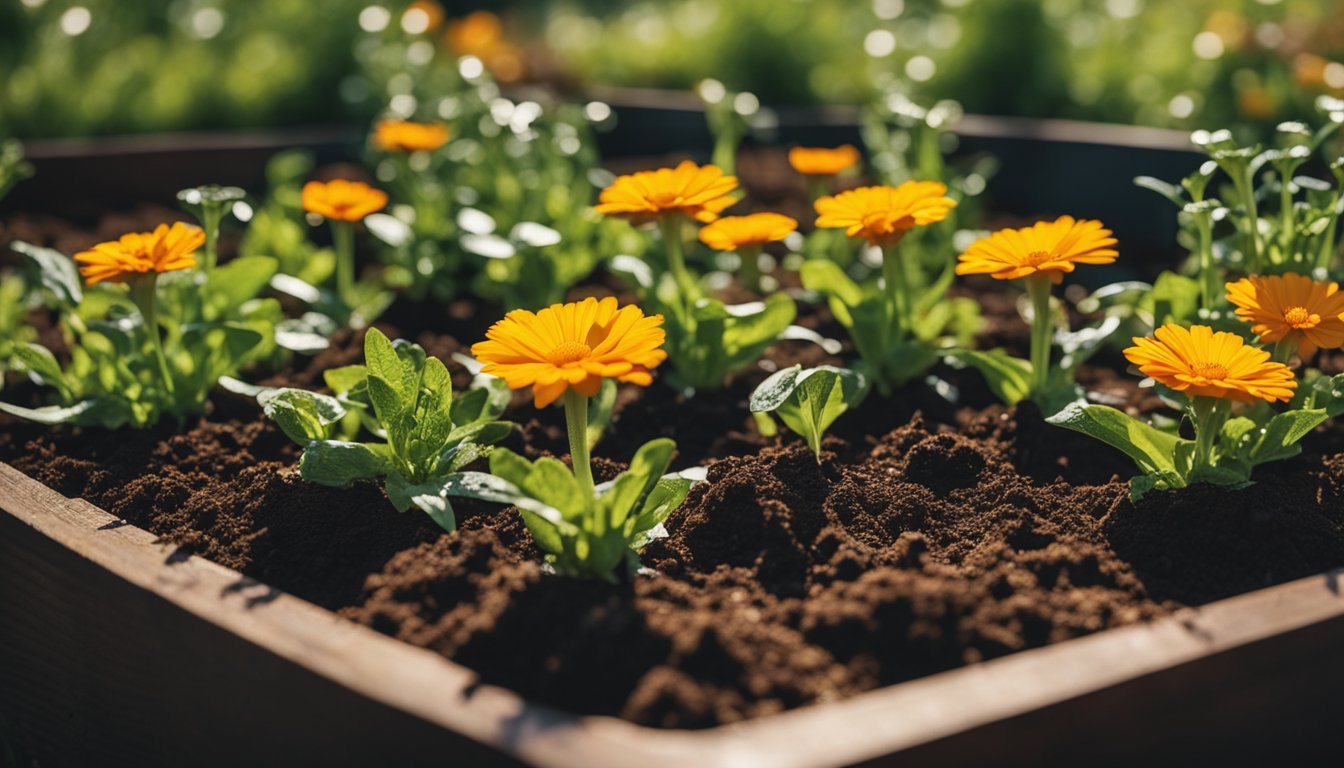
xmin=5 ymin=322 xmax=1343 ymax=728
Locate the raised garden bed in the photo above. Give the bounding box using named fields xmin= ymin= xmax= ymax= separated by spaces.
xmin=3 ymin=108 xmax=1343 ymax=766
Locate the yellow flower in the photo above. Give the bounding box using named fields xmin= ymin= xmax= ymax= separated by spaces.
xmin=595 ymin=161 xmax=738 ymax=225
xmin=373 ymin=120 xmax=450 ymax=152
xmin=1123 ymin=324 xmax=1296 ymax=404
xmin=301 ymin=179 xmax=388 ymax=222
xmin=472 ymin=297 xmax=667 ymax=408
xmin=1225 ymin=273 xmax=1344 ymax=359
xmin=697 ymin=212 xmax=798 ymax=251
xmin=788 ymin=145 xmax=861 ymax=176
xmin=955 ymin=215 xmax=1118 ymax=284
xmin=814 ymin=182 xmax=956 ymax=247
xmin=73 ymin=222 xmax=203 ymax=285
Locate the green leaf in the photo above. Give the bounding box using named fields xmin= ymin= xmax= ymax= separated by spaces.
xmin=799 ymin=260 xmax=863 ymax=315
xmin=1245 ymin=409 xmax=1327 ymax=465
xmin=600 ymin=437 xmax=677 ymax=532
xmin=384 ymin=471 xmax=458 ymax=532
xmin=751 ymin=365 xmax=865 ymax=457
xmin=946 ymin=348 xmax=1033 ymax=405
xmin=1134 ymin=175 xmax=1187 ymax=207
xmin=1047 ymin=402 xmax=1187 ymax=476
xmin=362 ymin=328 xmax=403 ymax=393
xmin=261 ymin=388 xmax=346 ymax=444
xmin=323 ymin=365 xmax=368 ymax=397
xmin=1150 ymin=271 xmax=1200 ymax=326
xmin=0 ymin=399 xmax=98 ymax=424
xmin=628 ymin=477 xmax=693 ymax=547
xmin=298 ymin=441 xmax=393 ymax=487
xmin=205 ymin=256 xmax=278 ymax=318
xmin=13 ymin=241 xmax=83 ymax=307
xmin=13 ymin=343 xmax=70 ymax=398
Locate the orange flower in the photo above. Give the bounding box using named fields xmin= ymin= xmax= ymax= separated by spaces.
xmin=698 ymin=213 xmax=797 ymax=251
xmin=73 ymin=222 xmax=203 ymax=285
xmin=373 ymin=120 xmax=450 ymax=152
xmin=472 ymin=297 xmax=667 ymax=408
xmin=301 ymin=180 xmax=388 ymax=222
xmin=955 ymin=215 xmax=1118 ymax=284
xmin=788 ymin=145 xmax=861 ymax=176
xmin=595 ymin=161 xmax=738 ymax=225
xmin=1124 ymin=324 xmax=1296 ymax=404
xmin=445 ymin=10 xmax=524 ymax=81
xmin=814 ymin=182 xmax=955 ymax=247
xmin=1225 ymin=273 xmax=1344 ymax=358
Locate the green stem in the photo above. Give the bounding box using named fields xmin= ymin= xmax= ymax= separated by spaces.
xmin=1026 ymin=275 xmax=1053 ymax=395
xmin=129 ymin=275 xmax=175 ymax=398
xmin=1190 ymin=396 xmax=1230 ymax=473
xmin=881 ymin=242 xmax=912 ymax=340
xmin=659 ymin=215 xmax=697 ymax=299
xmin=332 ymin=219 xmax=355 ymax=308
xmin=563 ymin=389 xmax=594 ymax=499
xmin=738 ymin=245 xmax=762 ymax=292
xmin=806 ymin=176 xmax=830 ymax=204
xmin=1196 ymin=214 xmax=1217 ymax=315
xmin=201 ymin=202 xmax=223 ymax=273
xmin=1271 ymin=336 xmax=1298 ymax=364
xmin=1280 ymin=173 xmax=1294 ymax=261
xmin=1238 ymin=168 xmax=1262 ymax=273
xmin=1318 ymin=192 xmax=1340 ymax=272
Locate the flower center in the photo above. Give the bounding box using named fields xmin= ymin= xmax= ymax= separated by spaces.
xmin=1191 ymin=362 xmax=1229 ymax=380
xmin=1024 ymin=250 xmax=1053 ymax=267
xmin=546 ymin=341 xmax=592 ymax=366
xmin=649 ymin=191 xmax=685 ymax=208
xmin=1283 ymin=305 xmax=1319 ymax=328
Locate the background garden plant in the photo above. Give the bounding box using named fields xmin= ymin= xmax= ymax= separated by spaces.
xmin=601 ymin=161 xmax=796 ymax=394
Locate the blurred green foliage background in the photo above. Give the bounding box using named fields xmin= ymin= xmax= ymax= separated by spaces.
xmin=2 ymin=0 xmax=1343 ymax=139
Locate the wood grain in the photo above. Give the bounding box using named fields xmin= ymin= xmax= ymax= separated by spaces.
xmin=2 ymin=459 xmax=1342 ymax=767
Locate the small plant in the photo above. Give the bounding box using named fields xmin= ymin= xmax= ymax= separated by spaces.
xmin=300 ymin=178 xmax=392 ymax=324
xmin=697 ymin=212 xmax=797 ymax=292
xmin=2 ymin=223 xmax=265 ymax=428
xmin=600 ymin=161 xmax=796 ymax=394
xmin=750 ymin=365 xmax=866 ymax=460
xmin=950 ymin=216 xmax=1120 ymax=409
xmin=801 ymin=182 xmax=973 ymax=395
xmin=1049 ymin=324 xmax=1314 ymax=499
xmin=453 ymin=297 xmax=696 ymax=582
xmin=258 ymin=327 xmax=512 ymax=533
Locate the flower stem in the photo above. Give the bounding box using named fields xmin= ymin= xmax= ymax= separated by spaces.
xmin=659 ymin=215 xmax=697 ymax=299
xmin=881 ymin=243 xmax=913 ymax=339
xmin=129 ymin=275 xmax=175 ymax=399
xmin=1026 ymin=275 xmax=1053 ymax=395
xmin=1237 ymin=167 xmax=1262 ymax=273
xmin=1280 ymin=174 xmax=1294 ymax=260
xmin=332 ymin=219 xmax=355 ymax=308
xmin=563 ymin=389 xmax=594 ymax=498
xmin=1271 ymin=336 xmax=1298 ymax=364
xmin=1195 ymin=212 xmax=1218 ymax=315
xmin=738 ymin=244 xmax=763 ymax=292
xmin=201 ymin=202 xmax=224 ymax=273
xmin=1190 ymin=396 xmax=1230 ymax=473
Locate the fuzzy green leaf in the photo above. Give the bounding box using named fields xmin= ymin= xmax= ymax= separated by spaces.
xmin=1047 ymin=402 xmax=1186 ymax=475
xmin=298 ymin=441 xmax=393 ymax=487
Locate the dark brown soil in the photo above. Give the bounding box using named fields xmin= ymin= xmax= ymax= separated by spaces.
xmin=5 ymin=304 xmax=1344 ymax=728
xmin=5 ymin=151 xmax=1344 ymax=728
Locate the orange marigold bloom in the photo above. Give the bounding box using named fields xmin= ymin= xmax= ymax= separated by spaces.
xmin=788 ymin=145 xmax=861 ymax=176
xmin=814 ymin=182 xmax=956 ymax=247
xmin=595 ymin=161 xmax=738 ymax=225
xmin=955 ymin=215 xmax=1118 ymax=284
xmin=1124 ymin=324 xmax=1296 ymax=404
xmin=373 ymin=119 xmax=450 ymax=152
xmin=301 ymin=179 xmax=388 ymax=222
xmin=472 ymin=297 xmax=667 ymax=408
xmin=73 ymin=222 xmax=203 ymax=286
xmin=698 ymin=212 xmax=798 ymax=251
xmin=1225 ymin=273 xmax=1344 ymax=359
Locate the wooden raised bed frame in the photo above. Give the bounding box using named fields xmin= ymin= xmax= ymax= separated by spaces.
xmin=1 ymin=460 xmax=1342 ymax=766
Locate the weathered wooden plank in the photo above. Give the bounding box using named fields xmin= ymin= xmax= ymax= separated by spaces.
xmin=2 ymin=459 xmax=1343 ymax=767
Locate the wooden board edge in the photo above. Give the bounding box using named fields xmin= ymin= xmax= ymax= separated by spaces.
xmin=3 ymin=459 xmax=1342 ymax=768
